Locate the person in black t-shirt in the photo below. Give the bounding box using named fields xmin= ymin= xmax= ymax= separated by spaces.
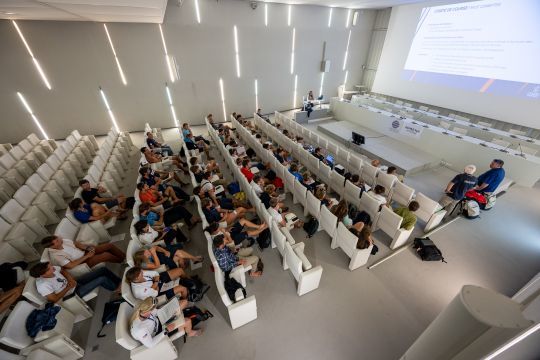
xmin=146 ymin=132 xmax=173 ymax=156
xmin=79 ymin=179 xmax=128 ymax=217
xmin=439 ymin=165 xmax=477 ymax=215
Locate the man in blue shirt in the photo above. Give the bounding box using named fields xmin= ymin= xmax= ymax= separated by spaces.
xmin=212 ymin=235 xmax=261 ymax=277
xmin=146 ymin=132 xmax=173 ymax=156
xmin=475 ymin=159 xmax=505 ymax=194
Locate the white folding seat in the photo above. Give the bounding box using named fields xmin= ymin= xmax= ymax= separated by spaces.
xmin=330 ymin=171 xmax=346 ymax=196
xmin=71 ymin=130 xmax=97 ymax=154
xmin=427 ymin=109 xmax=439 ymax=115
xmin=2 ymin=168 xmax=25 ymax=189
xmin=318 ymin=137 xmax=328 ymax=149
xmin=0 ymin=152 xmax=17 ymax=170
xmin=374 ymin=206 xmax=413 ymax=249
xmin=376 ymin=171 xmax=397 ymax=196
xmin=348 ymin=154 xmax=363 ymax=173
xmin=59 ymin=144 xmax=85 ymax=178
xmin=284 ymin=171 xmax=296 ymax=194
xmin=18 ymin=139 xmax=34 ymax=153
xmin=26 ymin=174 xmax=66 ymax=208
xmin=318 ymin=162 xmax=332 ymax=184
xmin=24 ymin=150 xmax=45 ymax=169
xmin=36 ymin=163 xmax=73 ymax=197
xmin=0 ymin=178 xmax=15 ymax=197
xmin=361 ymin=163 xmax=379 ymax=187
xmin=519 ymin=146 xmax=537 ymax=156
xmin=358 ymin=192 xmax=381 ymax=225
xmin=477 ymin=121 xmax=492 ymax=128
xmin=64 ymin=206 xmax=115 ymax=243
xmin=27 ymin=133 xmax=57 ymax=152
xmin=0 ymin=348 xmax=66 ymax=360
xmin=292 ymin=180 xmax=308 ymax=208
xmin=439 ymin=121 xmax=451 ymax=130
xmin=319 ymin=205 xmax=338 ymax=239
xmin=331 ymin=222 xmax=372 ymax=270
xmin=395 ymin=100 xmax=404 ymax=106
xmin=96 ymin=148 xmax=125 ymax=178
xmin=115 ymin=302 xmax=179 ymax=360
xmin=0 ymin=301 xmax=83 ymax=359
xmin=14 ymin=185 xmax=60 ymax=220
xmin=284 ymin=242 xmax=323 ymax=296
xmin=0 ymin=218 xmax=41 ymax=261
xmin=419 ymin=105 xmax=429 ymax=111
xmin=48 ymin=151 xmax=78 ymax=186
xmin=88 ymin=162 xmax=121 ymax=193
xmin=414 ymin=192 xmax=446 ymax=232
xmin=453 ymin=127 xmax=468 ymax=136
xmin=0 ymin=241 xmax=25 ymax=263
xmin=309 ymin=132 xmax=319 ymax=144
xmin=22 ymin=277 xmax=95 ymax=323
xmin=14 ymin=159 xmax=35 ymax=179
xmin=270 ymin=221 xmax=288 ymax=268
xmin=9 ymin=145 xmax=27 ymax=161
xmin=65 ymin=134 xmax=92 ymax=163
xmin=491 ymin=138 xmax=511 ymax=148
xmin=389 ymin=181 xmax=415 ymax=207
xmin=337 ymin=149 xmax=349 ymax=167
xmin=0 ymin=199 xmax=50 ymax=236
xmin=509 ymin=128 xmax=527 ymax=137
xmin=344 ymin=180 xmax=362 ymax=207
xmin=327 ymin=142 xmax=338 ymax=157
xmin=307 ymin=155 xmax=319 ymax=174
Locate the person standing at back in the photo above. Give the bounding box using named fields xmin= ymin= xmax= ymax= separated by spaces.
xmin=439 ymin=165 xmax=478 ymax=214
xmin=474 ymin=159 xmax=505 ymax=194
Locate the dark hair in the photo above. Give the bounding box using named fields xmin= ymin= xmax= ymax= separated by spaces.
xmin=125 ymin=267 xmax=142 ymax=283
xmin=139 ymin=167 xmax=149 ymax=176
xmin=30 ymin=262 xmax=50 ymax=278
xmin=263 ymin=143 xmax=269 ymax=149
xmin=387 ymin=166 xmax=397 ymax=174
xmin=356 ymin=226 xmax=372 ymax=250
xmin=140 ymin=147 xmax=147 ymax=153
xmin=351 ymin=174 xmax=360 ymax=183
xmin=193 ymin=186 xmax=201 ymax=195
xmin=136 ymin=182 xmax=145 ymax=190
xmin=78 ymin=179 xmax=89 ymax=186
xmin=201 ymin=198 xmax=212 ymax=207
xmin=408 ymin=201 xmax=420 ymax=211
xmin=493 ymin=159 xmax=504 ymax=166
xmin=314 ymin=147 xmax=321 ymax=153
xmin=134 ymin=220 xmax=149 ymax=235
xmin=256 ymin=134 xmax=262 ymax=139
xmin=41 ymin=235 xmax=57 ymax=248
xmin=212 ymin=234 xmax=225 ymax=247
xmin=253 ymin=174 xmax=261 ymax=183
xmin=139 ymin=203 xmax=151 ymax=214
xmin=374 ymin=185 xmax=386 ymax=195
xmin=69 ymin=198 xmax=83 ymax=211
xmin=204 ymin=222 xmax=220 ymax=234
xmin=190 ymin=165 xmax=200 ymax=173
xmin=270 ymin=198 xmax=279 ymax=207
xmin=290 ymin=163 xmax=298 ymax=172
xmin=189 ymin=157 xmax=198 ymax=165
xmin=204 ymin=171 xmax=212 ymax=179
xmin=242 ymin=159 xmax=249 ymax=167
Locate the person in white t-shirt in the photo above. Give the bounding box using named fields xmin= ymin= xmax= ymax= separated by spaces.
xmin=268 ymin=198 xmax=300 ymax=228
xmin=367 ymin=185 xmax=388 ymax=209
xmin=125 ymin=266 xmax=188 ymax=301
xmin=250 ymin=174 xmax=264 ymax=197
xmin=30 ymin=262 xmax=120 ymax=303
xmin=130 ymin=297 xmax=201 ymax=348
xmin=41 ymin=235 xmax=125 ymax=269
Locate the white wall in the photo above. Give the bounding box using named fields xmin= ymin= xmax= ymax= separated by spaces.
xmin=0 ymin=0 xmax=375 ymax=143
xmin=372 ymin=0 xmax=540 ymax=129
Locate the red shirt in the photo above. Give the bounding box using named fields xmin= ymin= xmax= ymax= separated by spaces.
xmin=240 ymin=167 xmax=254 ymax=182
xmin=139 ymin=190 xmax=157 ymax=204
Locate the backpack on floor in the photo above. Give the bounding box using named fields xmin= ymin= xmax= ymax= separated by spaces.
xmin=224 ymin=274 xmax=246 ymax=302
xmin=227 ymin=182 xmax=241 ymax=195
xmin=463 ymin=200 xmax=480 ymax=219
xmin=97 ymin=298 xmax=124 ymax=338
xmin=483 ymin=193 xmax=496 ymax=211
xmin=303 ymin=217 xmax=319 ymax=238
xmin=124 ymin=196 xmax=136 ymax=210
xmin=257 ymin=228 xmax=272 ymax=250
xmin=413 ymin=237 xmax=446 ymax=263
xmin=182 ymin=306 xmax=213 ymax=328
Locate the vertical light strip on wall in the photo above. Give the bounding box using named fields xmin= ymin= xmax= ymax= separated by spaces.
xmin=345 ymin=9 xmax=351 ymax=28
xmin=103 ymin=24 xmax=127 ymax=86
xmin=165 ymin=83 xmax=179 ymax=127
xmin=233 ymin=25 xmax=241 ymax=78
xmin=12 ymin=21 xmax=52 ymax=90
xmin=352 ymin=11 xmax=359 ymax=26
xmin=219 ymin=78 xmax=227 ymax=122
xmin=16 ymin=92 xmax=49 ymax=139
xmin=194 ymin=0 xmax=201 ymax=24
xmin=287 ymin=5 xmax=292 ymax=26
xmin=328 ymin=8 xmax=333 ymax=28
xmin=293 ymin=75 xmax=298 ymax=108
xmin=343 ymin=29 xmax=352 ymax=70
xmin=265 ymin=3 xmax=268 ymax=26
xmin=319 ymin=73 xmax=325 ymax=97
xmin=290 ymin=28 xmax=296 ymax=74
xmin=254 ymin=79 xmax=259 ymax=111
xmin=99 ymin=87 xmax=120 ymax=132
xmin=343 ymin=70 xmax=349 ymax=87
xmin=159 ymin=24 xmax=177 ymax=83
xmin=483 ymin=323 xmax=540 ymax=360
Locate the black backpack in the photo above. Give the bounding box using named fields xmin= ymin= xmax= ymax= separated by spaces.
xmin=182 ymin=306 xmax=214 ymax=328
xmin=257 ymin=228 xmax=271 ymax=250
xmin=97 ymin=298 xmax=124 ymax=338
xmin=303 ymin=217 xmax=319 ymax=238
xmin=413 ymin=237 xmax=446 ymax=263
xmin=180 ymin=275 xmax=211 ymax=302
xmin=224 ymin=274 xmax=246 ymax=302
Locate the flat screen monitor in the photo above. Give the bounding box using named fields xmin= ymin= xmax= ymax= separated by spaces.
xmin=352 ymin=132 xmax=365 ymax=145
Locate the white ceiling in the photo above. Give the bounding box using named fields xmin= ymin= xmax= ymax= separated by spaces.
xmin=0 ymin=0 xmax=168 ymax=22
xmin=262 ymin=0 xmax=431 ymax=10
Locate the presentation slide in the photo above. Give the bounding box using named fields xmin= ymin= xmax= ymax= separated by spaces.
xmin=403 ymin=0 xmax=540 ymax=99
xmin=372 ymin=0 xmax=540 ymax=128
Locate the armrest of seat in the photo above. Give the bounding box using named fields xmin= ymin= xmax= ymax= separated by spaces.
xmin=281 ymin=227 xmax=296 ymax=245
xmin=425 ymin=209 xmax=446 ymax=232
xmin=389 ymin=227 xmax=413 ymax=249
xmin=292 ymin=243 xmax=312 ymax=271
xmin=297 ymin=265 xmax=323 ymax=296
xmin=21 ymin=334 xmax=85 ymax=360
xmin=130 ymin=336 xmax=177 ymax=360
xmin=86 ymin=222 xmax=112 ymax=243
xmin=230 ymin=264 xmax=250 ymax=287
xmin=227 ymin=295 xmax=257 ymax=330
xmin=66 ymin=264 xmax=91 ymax=278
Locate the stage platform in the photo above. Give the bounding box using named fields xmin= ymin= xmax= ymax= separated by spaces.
xmin=318 ymin=121 xmax=440 ymax=175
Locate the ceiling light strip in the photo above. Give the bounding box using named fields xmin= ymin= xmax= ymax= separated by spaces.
xmin=255 ymin=79 xmax=259 ymax=111
xmin=165 ymin=83 xmax=179 ymax=127
xmin=103 ymin=24 xmax=127 ymax=86
xmin=343 ymin=29 xmax=352 ymax=70
xmin=319 ymin=72 xmax=325 ymax=97
xmin=293 ymin=75 xmax=298 ymax=109
xmin=16 ymin=92 xmax=49 ymax=139
xmin=288 ymin=5 xmax=292 ymax=27
xmin=290 ymin=28 xmax=296 ymax=75
xmin=12 ymin=21 xmax=52 ymax=90
xmin=234 ymin=25 xmax=241 ymax=78
xmin=346 ymin=9 xmax=351 ymax=28
xmin=265 ymin=3 xmax=268 ymax=26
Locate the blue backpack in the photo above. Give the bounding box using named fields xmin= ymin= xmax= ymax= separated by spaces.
xmin=228 ymin=182 xmax=241 ymax=195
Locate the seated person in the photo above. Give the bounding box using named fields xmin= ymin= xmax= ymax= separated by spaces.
xmin=201 ymin=198 xmax=248 ymax=225
xmin=350 ymin=174 xmax=366 ymax=195
xmin=250 ymin=174 xmax=265 ymax=197
xmin=206 ymin=219 xmax=267 ymax=248
xmin=41 ymin=235 xmax=125 ymax=269
xmin=312 ymin=147 xmax=325 ymax=162
xmin=200 ymin=171 xmax=227 ymax=192
xmin=212 ymin=234 xmax=261 ymax=277
xmin=139 ymin=167 xmax=190 ymax=199
xmin=350 ymin=225 xmax=374 ymax=250
xmin=133 ymin=246 xmax=202 ymax=271
xmin=314 ymin=186 xmax=335 ymax=208
xmin=268 ymin=198 xmax=300 ymax=228
xmin=387 ymin=166 xmax=403 ymax=182
xmin=134 ymin=219 xmax=187 ymax=246
xmin=301 ymin=171 xmax=318 ymax=190
xmin=367 ymin=185 xmax=388 ymax=208
xmin=474 ymin=159 xmax=505 ymax=194
xmin=126 ymin=266 xmax=188 ymax=301
xmin=30 ymin=262 xmax=120 ymax=303
xmin=79 ymin=180 xmax=128 ymax=215
xmin=260 ymin=184 xmax=284 ymax=209
xmin=185 ymin=133 xmax=209 ymax=157
xmin=394 ymin=201 xmax=420 ymax=230
xmin=189 ymin=156 xmax=220 ymax=175
xmin=439 ymin=165 xmax=477 ymax=212
xmin=240 ymin=159 xmax=254 ymax=182
xmin=0 ymin=262 xmax=27 ymax=313
xmin=331 ymin=200 xmax=353 ymax=228
xmin=137 ymin=182 xmax=182 ymax=208
xmin=182 ymin=123 xmax=210 ymax=145
xmin=146 ymin=132 xmax=173 ymax=156
xmin=140 ymin=147 xmax=188 ymax=174
xmin=289 ymin=163 xmax=303 ymax=182
xmin=371 ymin=159 xmax=381 ymax=168
xmin=69 ymin=198 xmax=118 ymax=224
xmin=139 ymin=198 xmax=200 ymax=229
xmin=190 ymin=165 xmax=205 ymax=183
xmin=130 ymin=297 xmax=201 ymax=349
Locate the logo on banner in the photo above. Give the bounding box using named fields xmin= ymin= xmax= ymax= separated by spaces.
xmin=400 ymin=123 xmax=423 ymax=138
xmin=392 ymin=120 xmax=401 ymax=129
xmin=390 ymin=119 xmax=403 ymax=133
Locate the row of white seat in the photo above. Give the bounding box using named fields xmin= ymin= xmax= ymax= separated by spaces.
xmin=210 ymin=117 xmax=324 ymax=292
xmin=271 ymin=111 xmax=448 ymax=234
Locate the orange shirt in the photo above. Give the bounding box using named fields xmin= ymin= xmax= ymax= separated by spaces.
xmin=139 ymin=190 xmax=157 ymax=204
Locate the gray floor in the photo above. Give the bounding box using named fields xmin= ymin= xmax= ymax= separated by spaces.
xmin=78 ymin=125 xmax=540 ymax=360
